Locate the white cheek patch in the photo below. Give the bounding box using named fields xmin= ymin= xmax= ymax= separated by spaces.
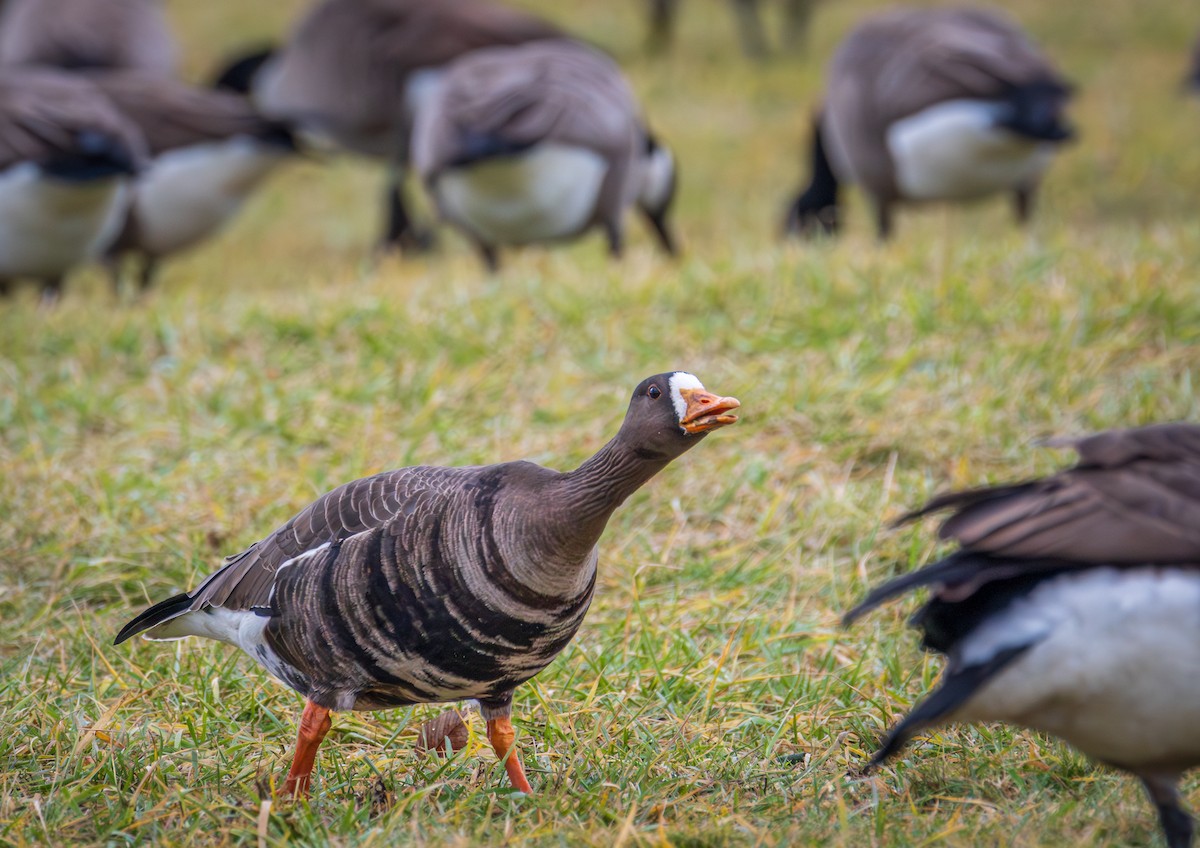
xmin=668 ymin=372 xmax=704 ymax=421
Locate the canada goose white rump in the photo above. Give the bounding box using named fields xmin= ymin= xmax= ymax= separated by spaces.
xmin=952 ymin=567 xmax=1200 ymax=768
xmin=0 ymin=163 xmax=128 ymax=275
xmin=131 ymin=138 xmax=289 ymax=256
xmin=886 ymin=99 xmax=1057 ymax=201
xmin=431 ymin=144 xmax=609 ymax=244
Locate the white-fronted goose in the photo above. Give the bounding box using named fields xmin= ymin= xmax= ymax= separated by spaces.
xmin=116 ymin=372 xmax=740 ymax=797
xmin=785 ymin=6 xmax=1073 ymax=239
xmin=89 ymin=72 xmax=295 ymax=293
xmin=245 ymin=0 xmax=563 ymax=252
xmin=0 ymin=0 xmax=175 ymax=76
xmin=846 ymin=423 xmax=1200 ymax=848
xmin=0 ymin=68 xmax=143 ymax=300
xmin=412 ymin=38 xmax=678 ymax=271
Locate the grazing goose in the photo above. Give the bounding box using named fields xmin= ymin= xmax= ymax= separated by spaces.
xmin=0 ymin=0 xmax=175 ymax=76
xmin=845 ymin=423 xmax=1200 ymax=848
xmin=784 ymin=6 xmax=1073 ymax=239
xmin=247 ymin=0 xmax=563 ymax=252
xmin=89 ymin=72 xmax=296 ymax=293
xmin=412 ymin=38 xmax=678 ymax=271
xmin=116 ymin=372 xmax=740 ymax=797
xmin=0 ymin=68 xmax=143 ymax=300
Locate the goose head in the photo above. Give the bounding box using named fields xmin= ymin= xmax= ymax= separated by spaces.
xmin=618 ymin=371 xmax=740 ymax=460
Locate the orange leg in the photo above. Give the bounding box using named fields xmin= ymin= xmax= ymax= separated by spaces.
xmin=486 ymin=716 xmax=533 ymax=794
xmin=283 ymin=700 xmax=332 ymax=798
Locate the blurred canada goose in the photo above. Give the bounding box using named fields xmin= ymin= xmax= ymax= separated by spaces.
xmin=646 ymin=0 xmax=817 ymax=59
xmin=412 ymin=39 xmax=678 ymax=271
xmin=244 ymin=0 xmax=562 ymax=252
xmin=0 ymin=68 xmax=142 ymax=300
xmin=116 ymin=372 xmax=740 ymax=797
xmin=785 ymin=6 xmax=1073 ymax=239
xmin=846 ymin=423 xmax=1200 ymax=848
xmin=0 ymin=0 xmax=175 ymax=76
xmin=89 ymin=72 xmax=296 ymax=293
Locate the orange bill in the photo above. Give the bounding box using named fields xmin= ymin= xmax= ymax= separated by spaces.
xmin=679 ymin=388 xmax=741 ymax=434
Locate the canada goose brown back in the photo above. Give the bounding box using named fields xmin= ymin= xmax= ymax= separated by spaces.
xmin=785 ymin=6 xmax=1072 ymax=239
xmin=413 ymin=38 xmax=677 ymax=269
xmin=90 ymin=73 xmax=289 ymax=156
xmin=846 ymin=423 xmax=1200 ymax=848
xmin=0 ymin=0 xmax=175 ymax=76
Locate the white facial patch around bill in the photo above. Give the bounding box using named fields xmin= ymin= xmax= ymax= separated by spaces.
xmin=668 ymin=372 xmax=705 ymax=422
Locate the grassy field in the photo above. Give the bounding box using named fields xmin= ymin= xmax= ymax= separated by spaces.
xmin=2 ymin=0 xmax=1200 ymax=845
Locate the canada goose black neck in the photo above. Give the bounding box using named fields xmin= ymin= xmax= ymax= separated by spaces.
xmin=996 ymin=81 xmax=1074 ymax=142
xmin=785 ymin=114 xmax=838 ymax=237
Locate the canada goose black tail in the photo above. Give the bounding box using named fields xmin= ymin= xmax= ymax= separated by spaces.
xmin=783 ymin=114 xmax=838 ymax=237
xmin=42 ymin=131 xmax=139 ymax=181
xmin=997 ymin=80 xmax=1074 ymax=143
xmin=864 ymin=643 xmax=1032 ymax=771
xmin=842 ymin=551 xmax=996 ymax=626
xmin=211 ymin=46 xmax=275 ymax=94
xmin=114 ymin=591 xmax=192 ymax=645
xmin=447 ymin=130 xmax=537 ymax=168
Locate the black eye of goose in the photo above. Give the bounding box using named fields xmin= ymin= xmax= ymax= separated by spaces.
xmin=648 ymin=385 xmax=662 ymax=399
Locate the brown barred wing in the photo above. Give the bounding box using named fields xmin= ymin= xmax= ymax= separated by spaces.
xmin=186 ymin=467 xmax=461 ymax=614
xmin=262 ymin=467 xmax=597 ymax=712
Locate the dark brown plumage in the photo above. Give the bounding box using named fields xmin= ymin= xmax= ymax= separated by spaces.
xmin=846 ymin=423 xmax=1200 ymax=848
xmin=117 ymin=372 xmax=740 ymax=797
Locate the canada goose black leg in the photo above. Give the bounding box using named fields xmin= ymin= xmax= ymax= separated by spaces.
xmin=477 ymin=243 xmax=500 ymax=273
xmin=138 ymin=256 xmax=160 ymax=294
xmin=1141 ymin=773 xmax=1195 ymax=848
xmin=283 ymin=699 xmax=333 ymax=798
xmin=1013 ymin=186 xmax=1035 ymax=225
xmin=731 ymin=0 xmax=769 ymax=59
xmin=39 ymin=276 xmax=63 ymax=307
xmin=784 ymin=115 xmax=839 ymax=238
xmin=782 ymin=0 xmax=817 ymax=53
xmin=874 ymin=201 xmax=894 ymax=241
xmin=641 ymin=206 xmax=677 ymax=256
xmin=103 ymin=255 xmax=124 ymax=299
xmin=381 ymin=180 xmax=434 ymax=254
xmin=646 ymin=0 xmax=679 ymax=53
xmin=0 ymin=277 xmax=12 ymax=297
xmin=604 ymin=221 xmax=624 ymax=259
